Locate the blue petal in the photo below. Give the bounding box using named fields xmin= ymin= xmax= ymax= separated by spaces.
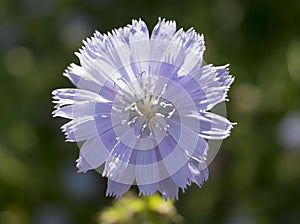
xmin=133 ymin=148 xmax=158 ymax=165
xmin=150 ymin=18 xmax=178 ymax=78
xmin=60 ymin=115 xmax=113 ymax=142
xmin=177 ymin=29 xmax=205 ymax=76
xmin=156 ymin=135 xmax=194 ymax=185
xmin=63 ymin=63 xmax=117 ymax=100
xmin=172 ymin=65 xmax=234 ymax=112
xmin=103 ymin=142 xmax=135 ymax=186
xmin=150 ymin=19 xmax=205 ymax=79
xmin=169 ymin=111 xmax=235 ymax=140
xmin=150 ymin=61 xmax=180 ymax=79
xmin=170 ymin=162 xmax=193 ymax=190
xmin=138 ymin=182 xmax=159 ymax=196
xmin=129 ymin=19 xmax=150 ymax=75
xmin=106 ymin=179 xmax=131 ymax=199
xmin=96 ymin=116 xmax=114 ymax=136
xmin=99 ymin=128 xmax=118 ymax=153
xmin=100 ymin=29 xmax=142 ymax=88
xmin=75 ymin=31 xmax=137 ymax=93
xmin=135 ymin=149 xmax=160 ymax=187
xmin=186 ymin=112 xmax=235 ymax=140
xmin=188 ymin=159 xmax=209 ymax=186
xmin=52 ymin=88 xmax=110 ymax=108
xmin=171 ymin=74 xmax=209 ymax=111
xmin=53 ymin=101 xmax=112 ymax=119
xmin=190 ymin=64 xmax=234 ymax=110
xmin=151 ymin=18 xmax=176 ymax=42
xmin=157 ymin=134 xmax=178 ymax=160
xmin=61 ymin=116 xmax=98 ymax=142
xmin=167 ymin=118 xmax=208 ymax=161
xmin=76 ymin=136 xmax=109 ymax=173
xmin=158 ymin=177 xmax=179 ymax=201
xmin=170 ymin=158 xmax=209 ymax=192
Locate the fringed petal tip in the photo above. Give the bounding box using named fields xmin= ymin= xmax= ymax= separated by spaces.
xmin=106 ymin=180 xmax=131 ymax=199
xmin=139 ymin=185 xmax=181 ymax=201
xmin=75 ymin=18 xmax=152 ymax=62
xmin=130 ymin=18 xmax=148 ymax=31
xmin=157 ymin=17 xmax=177 ymax=27
xmin=138 ymin=191 xmax=156 ymax=197
xmin=138 ymin=183 xmax=159 ymax=197
xmin=161 ymin=193 xmax=178 ymax=201
xmin=76 ymin=157 xmax=89 ymax=173
xmin=105 ymin=166 xmax=208 ymax=201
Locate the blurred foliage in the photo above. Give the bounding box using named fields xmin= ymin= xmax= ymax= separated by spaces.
xmin=0 ymin=0 xmax=300 ymax=224
xmin=97 ymin=192 xmax=183 ymax=224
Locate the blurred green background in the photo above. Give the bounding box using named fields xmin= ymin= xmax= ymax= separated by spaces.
xmin=1 ymin=0 xmax=300 ymax=223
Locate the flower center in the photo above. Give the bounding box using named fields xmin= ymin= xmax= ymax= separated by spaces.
xmin=136 ymin=95 xmax=159 ymax=121
xmin=124 ymin=94 xmax=175 ymax=138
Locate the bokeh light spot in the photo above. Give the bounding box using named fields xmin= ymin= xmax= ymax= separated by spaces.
xmin=286 ymin=39 xmax=300 ymax=85
xmin=232 ymin=83 xmax=261 ymax=112
xmin=7 ymin=121 xmax=37 ymax=152
xmin=0 ymin=146 xmax=28 ymax=187
xmin=213 ymin=0 xmax=245 ymax=31
xmin=60 ymin=162 xmax=102 ymax=201
xmin=0 ymin=210 xmax=22 ymax=224
xmin=32 ymin=203 xmax=72 ymax=224
xmin=59 ymin=14 xmax=92 ymax=50
xmin=278 ymin=111 xmax=300 ymax=150
xmin=4 ymin=46 xmax=34 ymax=76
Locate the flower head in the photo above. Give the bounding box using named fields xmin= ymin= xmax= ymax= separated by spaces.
xmin=52 ymin=18 xmax=235 ymax=200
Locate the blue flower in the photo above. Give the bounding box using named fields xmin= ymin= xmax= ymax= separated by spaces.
xmin=52 ymin=18 xmax=235 ymax=200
